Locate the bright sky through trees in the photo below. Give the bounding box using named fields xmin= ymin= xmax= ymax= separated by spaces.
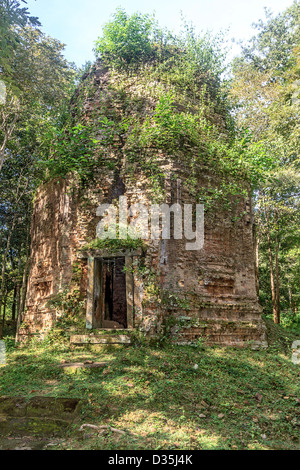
xmin=25 ymin=0 xmax=295 ymax=66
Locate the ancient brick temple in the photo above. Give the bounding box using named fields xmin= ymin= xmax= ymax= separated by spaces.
xmin=18 ymin=60 xmax=267 ymax=347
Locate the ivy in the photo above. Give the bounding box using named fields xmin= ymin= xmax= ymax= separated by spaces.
xmin=81 ymin=237 xmax=145 ymax=252
xmin=41 ymin=8 xmax=279 ymax=213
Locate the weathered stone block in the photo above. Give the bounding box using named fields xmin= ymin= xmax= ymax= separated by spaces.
xmin=19 ymin=61 xmax=267 ymax=348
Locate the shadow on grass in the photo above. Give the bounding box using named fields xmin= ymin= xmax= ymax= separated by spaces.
xmin=0 ymin=338 xmax=299 ymax=450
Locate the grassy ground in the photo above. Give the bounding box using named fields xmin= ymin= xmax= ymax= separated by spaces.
xmin=0 ymin=318 xmax=299 ymax=450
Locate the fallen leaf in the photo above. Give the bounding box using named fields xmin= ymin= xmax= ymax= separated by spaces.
xmin=200 ymin=400 xmax=209 ymax=408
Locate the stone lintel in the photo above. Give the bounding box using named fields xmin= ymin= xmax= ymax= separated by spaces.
xmin=78 ymin=248 xmax=142 ymax=259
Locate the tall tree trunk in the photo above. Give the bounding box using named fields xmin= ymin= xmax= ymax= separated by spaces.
xmin=0 ymin=211 xmax=17 ymax=318
xmin=254 ymin=224 xmax=260 ymax=297
xmin=0 ymin=101 xmax=19 ymax=173
xmin=288 ymin=284 xmax=292 ymax=311
xmin=16 ymin=256 xmax=30 ymax=343
xmin=15 ymin=283 xmax=21 ymax=323
xmin=267 ymin=232 xmax=277 ymax=322
xmin=1 ymin=290 xmax=8 ymax=329
xmin=19 ymin=257 xmax=30 ymax=320
xmin=14 ymin=257 xmax=22 ymax=323
xmin=0 ymin=173 xmax=28 ymax=318
xmin=288 ymin=284 xmax=296 ymax=315
xmin=11 ymin=285 xmax=17 ymax=321
xmin=264 ymin=201 xmax=280 ymax=324
xmin=274 ymin=234 xmax=281 ymax=324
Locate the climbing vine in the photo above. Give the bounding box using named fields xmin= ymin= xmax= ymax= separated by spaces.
xmin=40 ymin=9 xmax=276 ymax=214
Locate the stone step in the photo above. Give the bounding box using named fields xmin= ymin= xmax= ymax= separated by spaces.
xmin=68 ymin=328 xmax=133 ymax=335
xmin=58 ymin=362 xmax=108 ymax=370
xmin=87 ymin=329 xmax=132 ymax=333
xmin=0 ymin=397 xmax=81 ymax=437
xmin=70 ymin=334 xmax=131 ymax=345
xmin=181 ymin=322 xmax=264 ymax=332
xmin=175 ymin=318 xmax=267 ymax=348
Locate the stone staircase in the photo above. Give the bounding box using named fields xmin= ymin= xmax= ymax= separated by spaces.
xmin=70 ymin=329 xmax=132 ymax=346
xmin=174 ymin=318 xmax=267 ymax=348
xmin=166 ymin=298 xmax=268 ymax=348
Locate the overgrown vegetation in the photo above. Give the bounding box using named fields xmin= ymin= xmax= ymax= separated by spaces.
xmin=0 ymin=320 xmax=299 ymax=450
xmin=230 ymin=1 xmax=300 ymax=324
xmin=92 ymin=8 xmax=271 ymax=205
xmin=0 ymin=1 xmax=76 ymax=332
xmin=82 ymin=236 xmax=145 ymax=253
xmin=94 ymin=8 xmax=226 ymax=78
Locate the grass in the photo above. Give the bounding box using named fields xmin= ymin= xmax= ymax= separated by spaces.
xmin=0 ymin=318 xmax=299 ymax=450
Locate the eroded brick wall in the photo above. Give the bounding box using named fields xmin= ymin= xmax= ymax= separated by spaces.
xmin=18 ymin=179 xmax=77 ymax=339
xmin=19 ymin=62 xmax=266 ymax=347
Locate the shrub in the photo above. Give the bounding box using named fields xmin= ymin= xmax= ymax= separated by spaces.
xmin=94 ymin=8 xmax=157 ymax=69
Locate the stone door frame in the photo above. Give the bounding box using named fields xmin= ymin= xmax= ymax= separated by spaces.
xmin=79 ymin=249 xmax=141 ymax=330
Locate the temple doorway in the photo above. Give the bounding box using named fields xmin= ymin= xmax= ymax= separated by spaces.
xmin=93 ymin=257 xmax=127 ymax=329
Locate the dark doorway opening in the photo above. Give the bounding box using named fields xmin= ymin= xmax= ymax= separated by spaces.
xmin=94 ymin=257 xmax=127 ymax=329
